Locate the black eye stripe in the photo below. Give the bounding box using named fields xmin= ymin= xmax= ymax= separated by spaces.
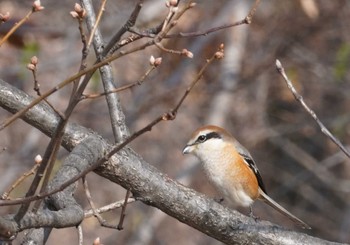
xmin=206 ymin=132 xmax=221 ymax=140
xmin=196 ymin=132 xmax=221 ymax=143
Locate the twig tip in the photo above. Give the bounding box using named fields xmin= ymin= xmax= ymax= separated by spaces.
xmin=275 ymin=59 xmax=282 ymax=69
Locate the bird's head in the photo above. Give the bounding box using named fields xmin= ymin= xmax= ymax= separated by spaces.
xmin=183 ymin=125 xmax=234 ymax=159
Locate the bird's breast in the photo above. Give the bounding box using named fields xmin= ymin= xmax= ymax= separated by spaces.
xmin=198 ymin=147 xmax=258 ymax=207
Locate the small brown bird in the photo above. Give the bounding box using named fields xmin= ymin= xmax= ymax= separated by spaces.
xmin=183 ymin=125 xmax=310 ymax=229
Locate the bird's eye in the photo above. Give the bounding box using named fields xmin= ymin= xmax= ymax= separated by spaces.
xmin=197 ymin=135 xmax=207 ymax=143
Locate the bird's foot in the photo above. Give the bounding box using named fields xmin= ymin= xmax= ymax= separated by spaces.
xmin=214 ymin=197 xmax=224 ymax=203
xmin=249 ymin=206 xmax=260 ymax=222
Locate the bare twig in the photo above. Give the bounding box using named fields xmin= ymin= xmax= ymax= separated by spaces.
xmin=155 ymin=2 xmax=195 ymax=42
xmin=0 ymin=1 xmax=44 ymax=46
xmin=155 ymin=42 xmax=193 ymax=58
xmin=70 ymin=3 xmax=89 ymax=100
xmin=77 ymin=224 xmax=83 ymax=245
xmin=275 ymin=59 xmax=350 ymax=158
xmin=84 ymin=198 xmax=136 ymax=218
xmin=87 ymin=0 xmax=107 ymax=48
xmin=161 ymin=2 xmax=178 ymax=32
xmin=0 ymin=10 xmax=33 ymax=47
xmin=245 ymin=0 xmax=260 ymax=24
xmin=76 ymin=6 xmax=88 ymax=65
xmin=81 ymin=63 xmax=158 ymax=100
xmin=27 ymin=56 xmax=64 ymax=118
xmin=117 ymin=190 xmax=131 ymax=230
xmin=165 ymin=20 xmax=249 ymax=38
xmin=83 ymin=177 xmax=119 ymax=229
xmin=155 ymin=41 xmax=183 ymax=55
xmin=27 ymin=56 xmax=40 ymax=96
xmin=102 ymin=0 xmax=144 ymax=56
xmin=130 ymin=0 xmax=261 ymax=39
xmin=16 ymin=124 xmax=64 ymax=219
xmin=1 ymin=157 xmax=41 ymax=200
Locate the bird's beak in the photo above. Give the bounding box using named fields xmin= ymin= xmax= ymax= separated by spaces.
xmin=182 ymin=145 xmax=193 ymax=154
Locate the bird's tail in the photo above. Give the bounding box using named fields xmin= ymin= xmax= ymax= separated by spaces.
xmin=259 ymin=189 xmax=311 ymax=229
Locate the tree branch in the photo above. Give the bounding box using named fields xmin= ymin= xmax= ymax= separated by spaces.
xmin=82 ymin=0 xmax=130 ymax=143
xmin=275 ymin=60 xmax=350 ymax=158
xmin=0 ymin=79 xmax=342 ymax=244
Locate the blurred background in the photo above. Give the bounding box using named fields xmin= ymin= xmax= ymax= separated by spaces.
xmin=0 ymin=0 xmax=350 ymax=244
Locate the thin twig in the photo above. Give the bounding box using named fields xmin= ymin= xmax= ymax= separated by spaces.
xmin=81 ymin=65 xmax=157 ymax=100
xmin=102 ymin=0 xmax=144 ymax=56
xmin=83 ymin=177 xmax=119 ymax=229
xmin=70 ymin=4 xmax=89 ymax=102
xmin=130 ymin=0 xmax=261 ymax=39
xmin=173 ymin=44 xmax=224 ymax=113
xmin=154 ymin=41 xmax=189 ymax=57
xmin=0 ymin=10 xmax=33 ymax=47
xmin=32 ymin=70 xmax=40 ymax=97
xmin=245 ymin=0 xmax=260 ymax=24
xmin=275 ymin=59 xmax=350 ymax=158
xmin=77 ymin=224 xmax=83 ymax=245
xmin=166 ymin=20 xmax=249 ymax=38
xmin=84 ymin=198 xmax=136 ymax=218
xmin=155 ymin=2 xmax=195 ymax=42
xmin=16 ymin=122 xmax=66 ymax=220
xmin=161 ymin=4 xmax=177 ymax=32
xmin=28 ymin=58 xmax=65 ymax=119
xmin=117 ymin=190 xmax=131 ymax=230
xmin=1 ymin=161 xmax=41 ymax=200
xmin=87 ymin=0 xmax=107 ymax=48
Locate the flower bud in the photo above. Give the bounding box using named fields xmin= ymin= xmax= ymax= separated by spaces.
xmin=182 ymin=49 xmax=193 ymax=58
xmin=27 ymin=64 xmax=36 ymax=71
xmin=214 ymin=51 xmax=224 ymax=59
xmin=169 ymin=0 xmax=178 ymax=7
xmin=154 ymin=57 xmax=162 ymax=67
xmin=31 ymin=56 xmax=38 ymax=65
xmin=0 ymin=12 xmax=10 ymax=23
xmin=149 ymin=55 xmax=155 ymax=65
xmin=34 ymin=154 xmax=42 ymax=164
xmin=33 ymin=0 xmax=44 ymax=12
xmin=74 ymin=3 xmax=86 ymax=18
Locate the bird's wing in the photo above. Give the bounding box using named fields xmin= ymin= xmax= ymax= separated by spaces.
xmin=234 ymin=141 xmax=268 ymax=194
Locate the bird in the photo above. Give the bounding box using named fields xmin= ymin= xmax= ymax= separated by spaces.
xmin=182 ymin=125 xmax=311 ymax=229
